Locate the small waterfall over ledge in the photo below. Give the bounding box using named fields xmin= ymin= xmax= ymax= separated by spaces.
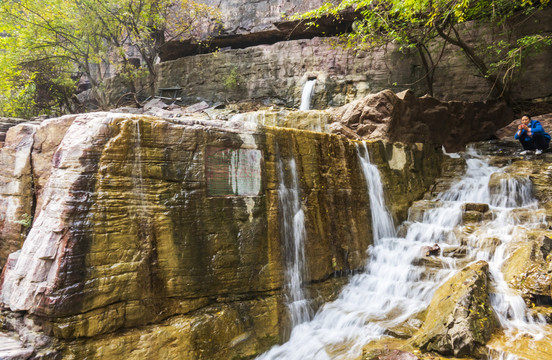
xmin=299 ymin=79 xmax=316 ymax=110
xmin=277 ymin=150 xmax=311 ymax=327
xmin=356 ymin=142 xmax=395 ymax=241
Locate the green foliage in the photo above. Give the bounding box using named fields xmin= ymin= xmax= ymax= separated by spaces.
xmin=14 ymin=213 xmax=32 ymax=228
xmin=296 ymin=0 xmax=552 ymax=100
xmin=224 ymin=67 xmax=241 ymax=90
xmin=0 ymin=0 xmax=221 ymax=117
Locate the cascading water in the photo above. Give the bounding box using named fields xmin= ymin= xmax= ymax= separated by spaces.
xmin=357 ymin=142 xmax=395 ymax=241
xmin=277 ymin=152 xmax=311 ymax=327
xmin=299 ymin=79 xmax=316 ymax=110
xmin=259 ymin=144 xmax=549 ymax=360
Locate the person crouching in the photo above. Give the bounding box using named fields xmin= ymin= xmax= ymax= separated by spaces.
xmin=515 ymin=115 xmax=551 ymax=155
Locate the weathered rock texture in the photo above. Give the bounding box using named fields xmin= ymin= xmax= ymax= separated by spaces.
xmin=0 ymin=124 xmax=38 ymax=268
xmin=412 ymin=261 xmax=499 ymax=357
xmin=152 ymin=6 xmax=552 ymax=108
xmin=0 ymin=112 xmax=443 ymax=359
xmin=0 ymin=117 xmax=34 ymax=147
xmin=330 ymin=90 xmax=513 ymax=152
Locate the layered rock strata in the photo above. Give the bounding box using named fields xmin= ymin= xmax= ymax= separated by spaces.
xmin=0 ymin=112 xmax=443 ymax=359
xmin=0 ymin=124 xmax=38 ymax=268
xmin=153 ymin=5 xmax=552 ymax=108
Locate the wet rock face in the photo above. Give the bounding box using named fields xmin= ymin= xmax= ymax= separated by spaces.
xmin=412 ymin=260 xmax=499 ymax=357
xmin=0 ymin=112 xmax=444 ymax=359
xmin=501 ymin=233 xmax=552 ymax=307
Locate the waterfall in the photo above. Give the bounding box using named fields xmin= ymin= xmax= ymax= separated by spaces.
xmin=277 ymin=153 xmax=311 ymax=327
xmin=258 ymin=145 xmax=548 ymax=360
xmin=356 ymin=142 xmax=395 ymax=241
xmin=258 ymin=141 xmax=401 ymax=360
xmin=299 ymin=79 xmax=316 ymax=110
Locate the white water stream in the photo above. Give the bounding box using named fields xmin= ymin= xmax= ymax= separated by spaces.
xmin=278 ymin=154 xmax=311 ymax=327
xmin=299 ymin=79 xmax=316 ymax=110
xmin=259 ymin=145 xmax=548 ymax=360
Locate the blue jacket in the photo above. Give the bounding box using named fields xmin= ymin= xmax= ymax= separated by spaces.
xmin=515 ymin=120 xmax=551 ymax=143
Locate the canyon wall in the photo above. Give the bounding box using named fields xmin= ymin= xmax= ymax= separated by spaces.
xmin=152 ymin=4 xmax=552 ymax=107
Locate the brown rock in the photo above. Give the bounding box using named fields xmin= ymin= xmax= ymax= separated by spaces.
xmin=0 ymin=112 xmax=444 ymax=359
xmin=412 ymin=260 xmax=499 ymax=357
xmin=462 ymin=203 xmax=490 ymax=213
xmin=420 ymin=244 xmax=440 ymax=257
xmin=330 ymin=90 xmax=513 ymax=152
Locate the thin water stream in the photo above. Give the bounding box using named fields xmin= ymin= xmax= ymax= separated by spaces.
xmin=277 ymin=152 xmax=311 ymax=327
xmin=259 ymin=144 xmax=549 ymax=360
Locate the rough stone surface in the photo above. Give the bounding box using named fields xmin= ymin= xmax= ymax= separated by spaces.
xmin=0 ymin=333 xmax=34 ymax=360
xmin=31 ymin=116 xmax=77 ymax=219
xmin=0 ymin=124 xmax=38 ymax=268
xmin=330 ymin=90 xmax=513 ymax=152
xmin=412 ymin=260 xmax=499 ymax=357
xmin=151 ymin=6 xmax=552 ymax=108
xmin=0 ymin=118 xmax=34 ymax=147
xmin=0 ymin=112 xmax=444 ymax=359
xmin=501 ymin=233 xmax=552 ymax=306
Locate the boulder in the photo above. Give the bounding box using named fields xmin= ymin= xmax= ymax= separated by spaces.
xmin=330 ymin=90 xmax=513 ymax=152
xmin=501 ymin=233 xmax=552 ymax=306
xmin=412 ymin=260 xmax=499 ymax=357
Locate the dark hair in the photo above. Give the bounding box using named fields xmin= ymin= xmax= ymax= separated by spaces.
xmin=522 ymin=114 xmax=531 ymax=120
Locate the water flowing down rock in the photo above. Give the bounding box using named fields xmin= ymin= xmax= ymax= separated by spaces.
xmin=412 ymin=261 xmax=499 ymax=357
xmin=0 ymin=112 xmax=443 ymax=359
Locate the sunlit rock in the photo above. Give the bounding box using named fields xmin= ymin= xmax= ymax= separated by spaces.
xmin=330 ymin=89 xmax=512 ymax=152
xmin=412 ymin=260 xmax=499 ymax=357
xmin=31 ymin=115 xmax=77 ymax=218
xmin=501 ymin=232 xmax=552 ymax=306
xmin=0 ymin=112 xmax=443 ymax=358
xmin=0 ymin=124 xmax=37 ymax=268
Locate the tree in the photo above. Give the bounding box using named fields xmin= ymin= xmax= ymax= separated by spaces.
xmin=0 ymin=0 xmax=220 ymax=117
xmin=298 ymin=0 xmax=552 ymax=102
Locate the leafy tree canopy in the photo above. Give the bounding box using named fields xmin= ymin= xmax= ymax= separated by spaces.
xmin=0 ymin=0 xmax=219 ymax=118
xmin=297 ymin=0 xmax=552 ymax=101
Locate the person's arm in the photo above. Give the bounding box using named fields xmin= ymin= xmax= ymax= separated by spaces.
xmin=531 ymin=121 xmax=544 ymax=135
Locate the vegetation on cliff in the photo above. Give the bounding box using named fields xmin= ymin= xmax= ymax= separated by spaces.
xmin=0 ymin=0 xmax=219 ymax=118
xmin=298 ymin=0 xmax=552 ymax=102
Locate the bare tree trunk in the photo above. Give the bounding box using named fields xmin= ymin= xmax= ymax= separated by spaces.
xmin=434 ymin=24 xmax=510 ymax=103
